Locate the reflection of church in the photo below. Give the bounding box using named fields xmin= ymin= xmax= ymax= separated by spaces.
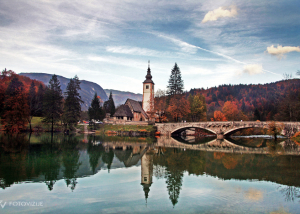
xmin=112 ymin=62 xmax=155 ymax=122
xmin=141 ymin=149 xmax=154 ymax=202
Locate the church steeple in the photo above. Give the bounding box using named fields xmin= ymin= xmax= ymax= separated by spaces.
xmin=142 ymin=61 xmax=155 ymax=118
xmin=143 ymin=60 xmax=154 ymax=84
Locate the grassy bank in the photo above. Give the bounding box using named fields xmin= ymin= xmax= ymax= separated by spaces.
xmin=95 ymin=124 xmax=156 ymax=135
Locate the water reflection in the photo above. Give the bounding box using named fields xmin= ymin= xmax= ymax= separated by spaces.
xmin=1 ymin=133 xmax=300 ymax=209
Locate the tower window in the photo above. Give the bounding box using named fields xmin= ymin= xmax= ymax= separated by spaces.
xmin=144 ymin=177 xmax=147 ymax=182
xmin=146 ymin=85 xmax=149 ymax=89
xmin=152 ymin=85 xmax=154 ymax=89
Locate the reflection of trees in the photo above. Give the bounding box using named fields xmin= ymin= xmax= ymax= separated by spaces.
xmin=61 ymin=135 xmax=81 ymax=191
xmin=102 ymin=149 xmax=114 ymax=172
xmin=39 ymin=135 xmax=61 ymax=191
xmin=279 ymin=186 xmax=300 ymax=202
xmin=165 ymin=169 xmax=183 ymax=207
xmin=0 ymin=134 xmax=29 ymax=188
xmin=87 ymin=135 xmax=104 ymax=174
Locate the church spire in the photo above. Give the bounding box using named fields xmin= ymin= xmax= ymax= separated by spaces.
xmin=144 ymin=60 xmax=154 ymax=84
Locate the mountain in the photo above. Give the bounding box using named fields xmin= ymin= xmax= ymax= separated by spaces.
xmin=104 ymin=89 xmax=143 ymax=107
xmin=19 ymin=73 xmax=108 ymax=111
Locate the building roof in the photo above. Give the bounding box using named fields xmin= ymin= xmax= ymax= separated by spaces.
xmin=113 ymin=105 xmax=133 ymax=117
xmin=125 ymin=99 xmax=148 ymax=119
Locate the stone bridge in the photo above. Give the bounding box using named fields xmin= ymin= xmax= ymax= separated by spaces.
xmin=156 ymin=121 xmax=300 ymax=138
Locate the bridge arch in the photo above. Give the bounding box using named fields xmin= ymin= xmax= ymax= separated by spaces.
xmin=223 ymin=126 xmax=267 ymax=136
xmin=171 ymin=126 xmax=217 ymax=136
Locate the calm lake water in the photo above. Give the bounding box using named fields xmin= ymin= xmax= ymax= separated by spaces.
xmin=0 ymin=133 xmax=300 ymax=214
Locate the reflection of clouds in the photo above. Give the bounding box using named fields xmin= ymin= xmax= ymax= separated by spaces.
xmin=269 ymin=206 xmax=291 ymax=214
xmin=244 ymin=188 xmax=263 ymax=201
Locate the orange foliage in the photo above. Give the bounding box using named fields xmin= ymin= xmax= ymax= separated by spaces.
xmin=214 ymin=152 xmax=225 ymax=160
xmin=167 ymin=95 xmax=190 ymax=122
xmin=3 ymin=89 xmax=29 ymax=132
xmin=293 ymin=132 xmax=300 ymax=138
xmin=222 ymin=155 xmax=238 ymax=169
xmin=222 ymin=101 xmax=239 ymax=121
xmin=211 ymin=111 xmax=227 ymax=121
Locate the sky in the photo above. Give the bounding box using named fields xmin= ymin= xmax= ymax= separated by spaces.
xmin=0 ymin=0 xmax=299 ymax=94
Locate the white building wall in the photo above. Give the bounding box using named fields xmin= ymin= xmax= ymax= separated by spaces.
xmin=142 ymin=83 xmax=154 ymax=113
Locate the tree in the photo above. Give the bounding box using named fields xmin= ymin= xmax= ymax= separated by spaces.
xmin=211 ymin=111 xmax=227 ymax=121
xmin=35 ymin=84 xmax=45 ymax=117
xmin=154 ymin=89 xmax=168 ymax=123
xmin=63 ymin=76 xmax=83 ymax=131
xmin=3 ymin=77 xmax=29 ymax=132
xmin=166 ymin=95 xmax=190 ymax=122
xmin=222 ymin=101 xmax=239 ymax=121
xmin=167 ymin=63 xmax=184 ymax=96
xmin=43 ymin=74 xmax=64 ymax=133
xmin=88 ymin=93 xmax=104 ymax=130
xmin=28 ymin=81 xmax=37 ymax=132
xmin=188 ymin=93 xmax=207 ymax=122
xmin=103 ymin=91 xmax=116 ymax=116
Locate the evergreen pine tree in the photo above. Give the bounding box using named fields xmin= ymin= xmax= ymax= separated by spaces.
xmin=103 ymin=91 xmax=116 ymax=116
xmin=88 ymin=93 xmax=104 ymax=130
xmin=167 ymin=63 xmax=184 ymax=96
xmin=43 ymin=74 xmax=64 ymax=133
xmin=63 ymin=75 xmax=83 ymax=131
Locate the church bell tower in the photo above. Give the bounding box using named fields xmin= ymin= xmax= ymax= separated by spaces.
xmin=142 ymin=61 xmax=155 ymax=116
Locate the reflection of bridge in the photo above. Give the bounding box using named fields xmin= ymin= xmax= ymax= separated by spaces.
xmin=156 ymin=137 xmax=300 ymax=155
xmin=156 ymin=121 xmax=300 ymax=138
xmin=102 ymin=137 xmax=300 ymax=156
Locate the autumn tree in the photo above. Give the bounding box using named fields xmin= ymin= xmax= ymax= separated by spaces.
xmin=167 ymin=63 xmax=184 ymax=96
xmin=43 ymin=74 xmax=64 ymax=133
xmin=88 ymin=93 xmax=104 ymax=130
xmin=154 ymin=89 xmax=168 ymax=122
xmin=188 ymin=93 xmax=207 ymax=122
xmin=103 ymin=91 xmax=116 ymax=116
xmin=167 ymin=95 xmax=190 ymax=122
xmin=3 ymin=77 xmax=29 ymax=132
xmin=211 ymin=111 xmax=227 ymax=121
xmin=63 ymin=76 xmax=83 ymax=131
xmin=222 ymin=101 xmax=240 ymax=121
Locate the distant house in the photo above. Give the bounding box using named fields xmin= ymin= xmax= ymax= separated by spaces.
xmin=111 ymin=62 xmax=154 ymax=123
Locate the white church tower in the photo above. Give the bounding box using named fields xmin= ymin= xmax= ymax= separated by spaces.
xmin=142 ymin=61 xmax=155 ymax=117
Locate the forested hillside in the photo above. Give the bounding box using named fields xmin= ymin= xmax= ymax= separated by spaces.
xmin=20 ymin=73 xmax=108 ymax=111
xmin=188 ymin=79 xmax=300 ymax=121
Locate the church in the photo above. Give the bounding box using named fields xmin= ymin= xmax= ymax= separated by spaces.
xmin=112 ymin=62 xmax=155 ymax=122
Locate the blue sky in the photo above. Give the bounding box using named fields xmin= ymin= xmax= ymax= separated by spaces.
xmin=0 ymin=0 xmax=299 ymax=93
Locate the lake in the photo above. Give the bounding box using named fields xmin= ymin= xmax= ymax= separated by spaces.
xmin=0 ymin=133 xmax=300 ymax=213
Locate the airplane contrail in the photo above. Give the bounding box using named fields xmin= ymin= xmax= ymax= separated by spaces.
xmin=155 ymin=33 xmax=281 ymax=76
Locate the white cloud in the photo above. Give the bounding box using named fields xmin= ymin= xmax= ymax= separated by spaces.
xmin=202 ymin=6 xmax=237 ymax=23
xmin=106 ymin=46 xmax=162 ymax=57
xmin=242 ymin=64 xmax=263 ymax=75
xmin=266 ymin=45 xmax=300 ymax=59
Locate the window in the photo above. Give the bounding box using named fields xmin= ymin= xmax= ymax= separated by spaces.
xmin=144 ymin=177 xmax=147 ymax=182
xmin=152 ymin=85 xmax=154 ymax=89
xmin=146 ymin=85 xmax=149 ymax=89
